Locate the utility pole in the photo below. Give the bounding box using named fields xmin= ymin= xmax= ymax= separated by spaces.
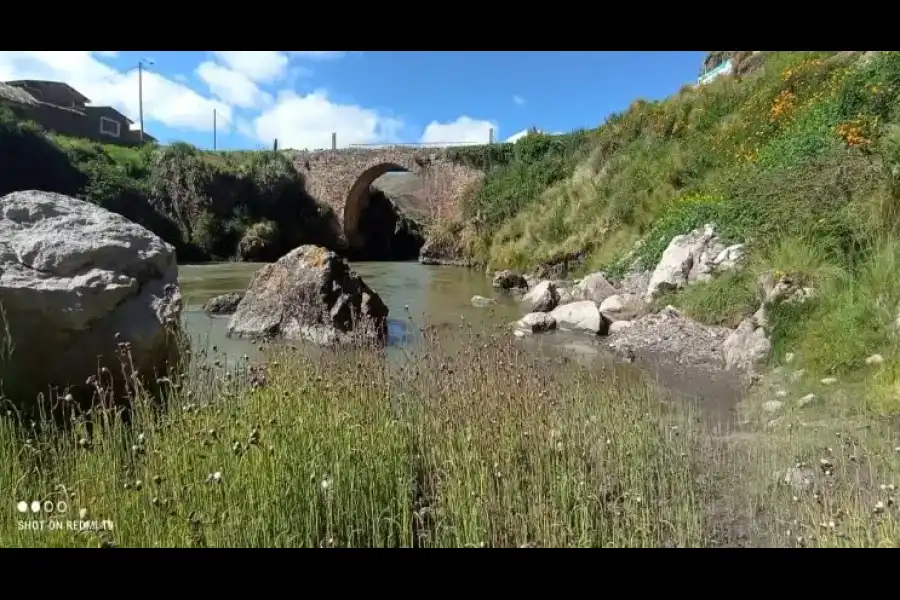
xmin=137 ymin=58 xmax=154 ymax=143
xmin=213 ymin=109 xmax=217 ymax=150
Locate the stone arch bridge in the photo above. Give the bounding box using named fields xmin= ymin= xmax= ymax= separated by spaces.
xmin=291 ymin=146 xmax=486 ymax=255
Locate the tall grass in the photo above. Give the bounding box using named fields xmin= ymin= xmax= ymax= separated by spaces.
xmin=0 ymin=328 xmax=710 ymax=548
xmin=1 ymin=323 xmax=898 ymax=547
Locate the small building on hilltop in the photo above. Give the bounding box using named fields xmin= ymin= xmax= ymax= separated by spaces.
xmin=0 ymin=80 xmax=155 ymax=146
xmin=697 ymin=51 xmax=764 ymax=87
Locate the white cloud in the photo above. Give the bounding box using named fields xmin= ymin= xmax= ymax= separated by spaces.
xmin=251 ymin=89 xmax=404 ymax=150
xmin=211 ymin=51 xmax=289 ymax=83
xmin=506 ymin=129 xmax=530 ymax=143
xmin=505 ymin=128 xmax=564 ymax=143
xmin=0 ymin=50 xmax=497 ymax=153
xmin=196 ymin=61 xmax=271 ymax=109
xmin=420 ymin=116 xmax=497 ymax=146
xmin=513 ymin=95 xmax=525 ymax=106
xmin=289 ymin=51 xmax=348 ymax=61
xmin=95 ymin=51 xmax=118 ymax=58
xmin=0 ymin=51 xmax=232 ymax=133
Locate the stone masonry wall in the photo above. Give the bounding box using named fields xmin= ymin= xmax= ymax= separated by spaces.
xmin=292 ymin=147 xmax=485 ymax=242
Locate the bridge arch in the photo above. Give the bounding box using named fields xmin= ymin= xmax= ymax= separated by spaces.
xmin=342 ymin=162 xmax=412 ymax=252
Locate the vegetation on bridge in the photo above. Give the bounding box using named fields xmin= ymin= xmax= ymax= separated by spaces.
xmin=0 ymin=108 xmax=340 ymax=262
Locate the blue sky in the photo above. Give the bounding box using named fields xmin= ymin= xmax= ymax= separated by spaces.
xmin=0 ymin=51 xmax=707 ymax=150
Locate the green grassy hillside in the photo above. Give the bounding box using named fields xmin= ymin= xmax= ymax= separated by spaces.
xmin=454 ymin=51 xmax=900 ymax=411
xmin=0 ymin=108 xmax=340 ymax=262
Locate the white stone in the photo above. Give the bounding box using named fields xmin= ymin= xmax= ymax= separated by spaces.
xmin=763 ymin=400 xmax=784 ymax=414
xmin=797 ymin=393 xmax=817 ymax=408
xmin=521 ymin=280 xmax=559 ymax=313
xmin=515 ymin=312 xmax=557 ymax=333
xmin=550 ymin=300 xmax=610 ymax=335
xmin=866 ymin=353 xmax=885 ymax=366
xmin=471 ymin=295 xmax=496 ymax=307
xmin=598 ymin=293 xmax=644 ymax=321
xmin=573 ymin=272 xmax=617 ymax=304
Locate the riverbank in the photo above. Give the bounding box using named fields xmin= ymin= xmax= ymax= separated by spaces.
xmin=2 ymin=323 xmax=897 ymax=547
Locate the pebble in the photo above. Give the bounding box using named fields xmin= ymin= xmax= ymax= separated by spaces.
xmin=763 ymin=400 xmax=784 ymax=414
xmin=797 ymin=393 xmax=817 ymax=408
xmin=785 ymin=352 xmax=795 ymax=364
xmin=782 ymin=467 xmax=814 ymax=490
xmin=775 ymin=389 xmax=788 ymax=398
xmin=820 ymin=377 xmax=838 ymax=385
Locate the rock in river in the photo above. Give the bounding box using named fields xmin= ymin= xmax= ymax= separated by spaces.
xmin=515 ymin=312 xmax=557 ymax=334
xmin=550 ymin=300 xmax=611 ymax=335
xmin=227 ymin=245 xmax=388 ymax=345
xmin=521 ymin=280 xmax=559 ymax=312
xmin=492 ymin=270 xmax=528 ymax=290
xmin=0 ymin=190 xmax=183 ymax=411
xmin=203 ymin=293 xmax=243 ymax=315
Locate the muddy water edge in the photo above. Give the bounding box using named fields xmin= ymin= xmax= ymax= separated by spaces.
xmin=179 ymin=261 xmax=745 ymax=424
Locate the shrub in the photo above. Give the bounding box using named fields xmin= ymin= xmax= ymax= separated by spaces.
xmin=238 ymin=220 xmax=280 ymax=262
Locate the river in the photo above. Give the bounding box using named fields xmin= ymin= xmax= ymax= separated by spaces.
xmin=180 ymin=260 xmax=524 ymax=361
xmin=178 ymin=261 xmax=745 ymax=420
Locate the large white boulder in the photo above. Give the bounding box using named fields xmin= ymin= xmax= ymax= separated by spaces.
xmin=0 ymin=190 xmax=182 ymax=410
xmin=521 ymin=280 xmax=560 ymax=312
xmin=573 ymin=272 xmax=617 ymax=304
xmin=550 ymin=300 xmax=611 ymax=335
xmin=598 ymin=293 xmax=645 ymax=321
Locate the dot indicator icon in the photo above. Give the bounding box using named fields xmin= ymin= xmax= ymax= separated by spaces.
xmin=16 ymin=501 xmax=28 ymax=513
xmin=30 ymin=501 xmax=40 ymax=513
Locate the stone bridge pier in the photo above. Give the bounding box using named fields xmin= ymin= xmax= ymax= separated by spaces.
xmin=292 ymin=147 xmax=485 ymax=256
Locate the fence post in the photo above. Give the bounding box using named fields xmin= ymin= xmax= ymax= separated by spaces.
xmin=332 ymin=132 xmax=337 ymax=151
xmin=488 ymin=127 xmax=494 ymax=144
xmin=273 ymin=138 xmax=278 ymax=151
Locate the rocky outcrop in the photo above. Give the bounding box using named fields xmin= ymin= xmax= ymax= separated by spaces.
xmin=203 ymin=293 xmax=243 ymax=315
xmin=723 ymin=271 xmax=816 ymax=372
xmin=645 ymin=224 xmax=744 ymax=300
xmin=227 ymin=245 xmax=388 ymax=345
xmin=419 ymin=236 xmax=472 ymax=267
xmin=723 ymin=316 xmax=771 ymax=371
xmin=0 ymin=190 xmax=183 ymax=411
xmin=521 ymin=280 xmax=560 ymax=312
